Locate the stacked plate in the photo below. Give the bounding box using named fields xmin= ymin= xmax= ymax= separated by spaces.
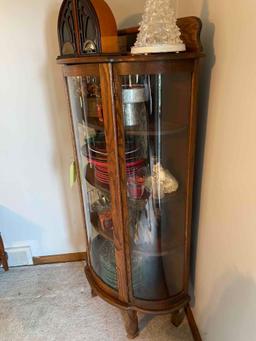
xmin=91 ymin=235 xmax=143 ymax=290
xmin=82 ymin=135 xmax=145 ymax=187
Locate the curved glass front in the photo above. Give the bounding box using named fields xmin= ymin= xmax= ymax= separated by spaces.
xmin=120 ymin=72 xmax=192 ymax=300
xmin=67 ymin=75 xmax=117 ymax=290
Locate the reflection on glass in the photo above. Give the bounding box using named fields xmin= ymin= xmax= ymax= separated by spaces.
xmin=121 ymin=73 xmax=191 ymax=300
xmin=67 ymin=75 xmax=117 ymax=290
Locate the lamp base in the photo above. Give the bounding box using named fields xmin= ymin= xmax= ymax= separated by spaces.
xmin=131 ymin=43 xmax=186 ymax=54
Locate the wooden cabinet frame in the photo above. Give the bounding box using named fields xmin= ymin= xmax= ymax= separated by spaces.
xmin=58 ymin=16 xmax=203 ymax=339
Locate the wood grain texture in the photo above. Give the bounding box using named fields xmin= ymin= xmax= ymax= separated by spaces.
xmin=63 ymin=63 xmax=100 ymax=77
xmin=58 ymin=0 xmax=119 ymax=56
xmin=118 ymin=27 xmax=139 ymax=36
xmin=185 ymin=305 xmax=202 ymax=341
xmin=85 ymin=264 xmax=190 ymax=314
xmin=99 ymin=63 xmax=129 ymax=303
xmin=129 ymin=292 xmax=190 ymax=314
xmin=72 ymin=0 xmax=81 ymax=55
xmin=171 ymin=309 xmax=186 ymax=327
xmin=91 ymin=0 xmax=119 ymax=53
xmin=57 ymin=51 xmax=203 ymax=65
xmin=184 ymin=59 xmax=200 ymax=292
xmin=117 ymin=17 xmax=202 ymax=53
xmin=57 ymin=0 xmax=78 ymax=56
xmin=112 ymin=67 xmax=134 ymax=302
xmin=77 ymin=0 xmax=102 ymax=54
xmin=91 ymin=287 xmax=97 ymax=298
xmin=33 ymin=252 xmax=86 ymax=265
xmin=121 ymin=310 xmax=139 ymax=339
xmin=114 ymin=60 xmax=194 ymax=75
xmin=177 ymin=17 xmax=203 ymax=53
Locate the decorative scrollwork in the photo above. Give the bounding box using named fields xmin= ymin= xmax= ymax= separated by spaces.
xmin=77 ymin=0 xmax=101 ymax=54
xmin=58 ymin=0 xmax=77 ymax=56
xmin=57 ymin=0 xmax=105 ymax=56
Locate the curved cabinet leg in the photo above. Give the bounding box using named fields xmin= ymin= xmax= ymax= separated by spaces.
xmin=91 ymin=288 xmax=97 ymax=298
xmin=121 ymin=310 xmax=139 ymax=339
xmin=2 ymin=253 xmax=9 ymax=271
xmin=171 ymin=308 xmax=185 ymax=327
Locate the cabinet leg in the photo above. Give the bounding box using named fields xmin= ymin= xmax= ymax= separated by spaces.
xmin=171 ymin=308 xmax=185 ymax=327
xmin=121 ymin=310 xmax=139 ymax=339
xmin=91 ymin=288 xmax=97 ymax=298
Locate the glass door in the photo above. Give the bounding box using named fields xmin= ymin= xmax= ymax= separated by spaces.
xmin=115 ymin=63 xmax=192 ymax=300
xmin=66 ymin=67 xmax=117 ymax=290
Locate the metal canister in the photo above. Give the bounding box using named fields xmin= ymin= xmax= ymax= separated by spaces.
xmin=122 ymin=85 xmax=147 ymax=127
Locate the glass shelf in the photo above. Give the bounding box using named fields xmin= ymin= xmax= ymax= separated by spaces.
xmin=124 ymin=123 xmax=188 ymax=136
xmin=86 ymin=117 xmax=188 ymax=136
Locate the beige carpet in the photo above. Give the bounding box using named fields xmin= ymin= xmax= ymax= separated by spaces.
xmin=0 ymin=262 xmax=193 ymax=341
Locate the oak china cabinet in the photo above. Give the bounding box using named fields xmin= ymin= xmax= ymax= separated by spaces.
xmin=57 ymin=0 xmax=203 ymax=338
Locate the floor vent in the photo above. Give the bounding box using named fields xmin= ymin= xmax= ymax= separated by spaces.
xmin=5 ymin=246 xmax=33 ymax=267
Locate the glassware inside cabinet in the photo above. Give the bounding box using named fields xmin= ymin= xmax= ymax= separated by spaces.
xmin=67 ymin=75 xmax=117 ymax=290
xmin=120 ymin=72 xmax=192 ymax=300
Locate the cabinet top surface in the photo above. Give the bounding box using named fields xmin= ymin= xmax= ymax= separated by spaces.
xmin=57 ymin=51 xmax=204 ymax=65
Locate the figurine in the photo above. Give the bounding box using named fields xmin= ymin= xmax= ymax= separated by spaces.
xmin=146 ymin=162 xmax=179 ymax=199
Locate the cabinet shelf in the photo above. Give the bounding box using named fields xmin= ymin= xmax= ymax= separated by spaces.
xmin=86 ymin=165 xmax=182 ymax=206
xmin=86 ymin=117 xmax=187 ymax=136
xmin=125 ymin=123 xmax=188 ymax=136
xmin=91 ymin=209 xmax=176 ymax=256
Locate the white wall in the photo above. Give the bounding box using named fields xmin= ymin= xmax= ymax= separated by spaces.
xmin=0 ymin=0 xmax=145 ymax=257
xmin=106 ymin=0 xmax=145 ymax=28
xmin=177 ymin=0 xmax=256 ymax=340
